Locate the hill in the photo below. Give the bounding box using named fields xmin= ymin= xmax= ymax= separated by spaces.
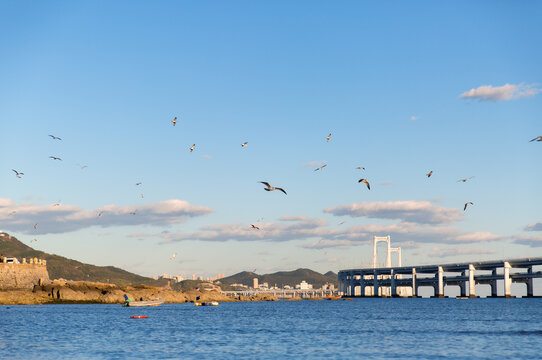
xmin=220 ymin=268 xmax=337 ymax=288
xmin=0 ymin=232 xmax=167 ymax=287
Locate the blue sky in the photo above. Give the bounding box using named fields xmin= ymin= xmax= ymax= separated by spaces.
xmin=1 ymin=1 xmax=541 ymax=279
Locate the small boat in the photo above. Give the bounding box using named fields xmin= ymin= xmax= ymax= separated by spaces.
xmin=123 ymin=298 xmax=164 ymax=307
xmin=194 ymin=302 xmax=202 ymax=306
xmin=130 ymin=315 xmax=148 ymax=319
xmin=326 ymin=295 xmax=342 ymax=300
xmin=205 ymin=301 xmax=219 ymax=306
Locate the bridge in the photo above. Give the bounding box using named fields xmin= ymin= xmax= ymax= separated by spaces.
xmin=338 ymin=257 xmax=542 ymax=298
xmin=222 ymin=288 xmax=339 ymax=299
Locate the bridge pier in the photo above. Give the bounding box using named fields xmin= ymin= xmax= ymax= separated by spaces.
xmin=490 ymin=269 xmax=498 ymax=297
xmin=469 ymin=264 xmax=478 ymax=298
xmin=526 ymin=267 xmax=534 ymax=297
xmin=504 ymin=262 xmax=514 ymax=298
xmin=432 ymin=266 xmax=446 ymax=298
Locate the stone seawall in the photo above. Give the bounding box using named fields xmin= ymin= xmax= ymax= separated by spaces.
xmin=0 ymin=263 xmax=50 ymax=290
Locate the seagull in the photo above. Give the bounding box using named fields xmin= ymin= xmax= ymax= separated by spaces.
xmin=457 ymin=177 xmax=474 ymax=183
xmin=140 ymin=194 xmax=144 ymax=198
xmin=8 ymin=211 xmax=16 ymax=216
xmin=12 ymin=169 xmax=24 ymax=178
xmin=241 ymin=142 xmax=248 ymax=147
xmin=259 ymin=181 xmax=287 ymax=194
xmin=358 ymin=178 xmax=371 ymax=190
xmin=97 ymin=211 xmax=103 ymax=217
xmin=49 ymin=156 xmax=62 ymax=161
xmin=339 ymin=221 xmax=346 ymax=225
xmin=251 ymin=224 xmax=260 ymax=230
xmin=76 ymin=164 xmax=88 ymax=170
xmin=464 ymin=202 xmax=474 ymax=211
xmin=326 ymin=133 xmax=331 ymax=142
xmin=52 ymin=201 xmax=61 ymax=207
xmin=172 ymin=117 xmax=177 ymax=126
xmin=31 ymin=238 xmax=38 ymax=243
xmin=314 ymin=164 xmax=327 ymax=172
xmin=48 ymin=135 xmax=62 ymax=140
xmin=135 ymin=182 xmax=142 ymax=186
xmin=34 ymin=223 xmax=38 ymax=229
xmin=170 ymin=253 xmax=177 ymax=260
xmin=356 ymin=167 xmax=365 ymax=170
xmin=427 ymin=171 xmax=433 ymax=178
xmin=529 ymin=136 xmax=542 ymax=142
xmin=190 ymin=144 xmax=195 ymax=152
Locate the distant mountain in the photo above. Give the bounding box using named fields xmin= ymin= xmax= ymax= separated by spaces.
xmin=220 ymin=268 xmax=337 ymax=288
xmin=0 ymin=232 xmax=167 ymax=287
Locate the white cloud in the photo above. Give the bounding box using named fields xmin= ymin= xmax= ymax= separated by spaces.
xmin=430 ymin=246 xmax=497 ymax=258
xmin=324 ymin=200 xmax=463 ymax=225
xmin=459 ymin=83 xmax=540 ymax=101
xmin=0 ymin=198 xmax=213 ymax=234
xmin=525 ymin=221 xmax=542 ymax=232
xmin=201 ymin=154 xmax=212 ymax=159
xmin=513 ymin=235 xmax=542 ymax=248
xmin=300 ymin=160 xmax=326 ymax=168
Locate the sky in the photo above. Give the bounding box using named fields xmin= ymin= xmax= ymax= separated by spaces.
xmin=1 ymin=1 xmax=541 ymax=280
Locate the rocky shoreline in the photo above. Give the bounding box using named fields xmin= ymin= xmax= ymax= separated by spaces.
xmin=0 ymin=279 xmax=279 ymax=305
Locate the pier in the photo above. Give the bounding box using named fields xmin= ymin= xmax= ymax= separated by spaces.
xmin=338 ymin=257 xmax=542 ymax=298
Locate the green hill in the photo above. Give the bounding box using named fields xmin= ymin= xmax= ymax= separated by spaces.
xmin=0 ymin=232 xmax=166 ymax=287
xmin=220 ymin=268 xmax=337 ymax=288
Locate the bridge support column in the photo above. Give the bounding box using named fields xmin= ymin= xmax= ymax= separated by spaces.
xmin=349 ymin=274 xmax=354 ymax=296
xmin=459 ymin=271 xmax=467 ymax=297
xmin=433 ymin=266 xmax=445 ymax=298
xmin=359 ymin=274 xmax=366 ymax=297
xmin=373 ymin=271 xmax=379 ymax=297
xmin=469 ymin=264 xmax=477 ymax=297
xmin=504 ymin=262 xmax=513 ymax=298
xmin=390 ymin=269 xmax=397 ymax=297
xmin=490 ymin=269 xmax=498 ymax=297
xmin=527 ymin=267 xmax=534 ymax=297
xmin=411 ymin=268 xmax=418 ymax=297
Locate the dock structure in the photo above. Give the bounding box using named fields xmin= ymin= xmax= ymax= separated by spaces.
xmin=338 ymin=257 xmax=542 ymax=298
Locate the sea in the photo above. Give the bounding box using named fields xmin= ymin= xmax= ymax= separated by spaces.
xmin=1 ymin=298 xmax=541 ymax=359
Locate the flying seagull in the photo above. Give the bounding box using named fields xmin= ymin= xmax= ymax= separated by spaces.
xmin=12 ymin=169 xmax=24 ymax=178
xmin=8 ymin=211 xmax=16 ymax=216
xmin=78 ymin=164 xmax=88 ymax=170
xmin=464 ymin=202 xmax=474 ymax=211
xmin=326 ymin=133 xmax=332 ymax=142
xmin=170 ymin=253 xmax=177 ymax=260
xmin=529 ymin=136 xmax=542 ymax=142
xmin=356 ymin=167 xmax=365 ymax=170
xmin=457 ymin=177 xmax=474 ymax=183
xmin=190 ymin=144 xmax=195 ymax=152
xmin=251 ymin=224 xmax=260 ymax=230
xmin=241 ymin=142 xmax=248 ymax=147
xmin=34 ymin=223 xmax=38 ymax=229
xmin=97 ymin=211 xmax=103 ymax=217
xmin=140 ymin=194 xmax=144 ymax=198
xmin=48 ymin=135 xmax=62 ymax=140
xmin=52 ymin=201 xmax=61 ymax=207
xmin=358 ymin=178 xmax=371 ymax=190
xmin=49 ymin=156 xmax=62 ymax=161
xmin=339 ymin=221 xmax=346 ymax=225
xmin=260 ymin=181 xmax=287 ymax=194
xmin=427 ymin=171 xmax=433 ymax=178
xmin=31 ymin=238 xmax=38 ymax=243
xmin=172 ymin=117 xmax=177 ymax=126
xmin=135 ymin=182 xmax=142 ymax=186
xmin=314 ymin=164 xmax=327 ymax=172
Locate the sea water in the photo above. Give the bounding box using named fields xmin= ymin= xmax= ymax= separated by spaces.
xmin=1 ymin=298 xmax=541 ymax=359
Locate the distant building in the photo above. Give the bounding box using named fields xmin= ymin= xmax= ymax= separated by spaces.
xmin=253 ymin=277 xmax=258 ymax=289
xmin=192 ymin=274 xmax=196 ymax=280
xmin=297 ymin=280 xmax=312 ymax=290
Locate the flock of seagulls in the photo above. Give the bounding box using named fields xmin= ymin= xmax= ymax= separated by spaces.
xmin=7 ymin=117 xmax=541 ymax=261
